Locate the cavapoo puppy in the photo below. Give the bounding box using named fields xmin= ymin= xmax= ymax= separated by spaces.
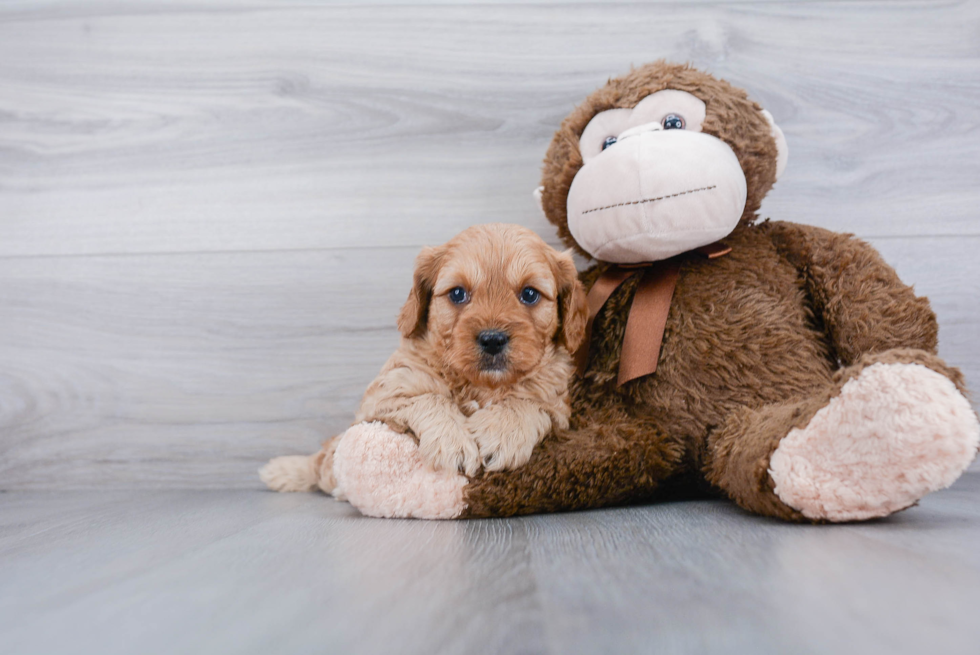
xmin=261 ymin=223 xmax=588 ymax=493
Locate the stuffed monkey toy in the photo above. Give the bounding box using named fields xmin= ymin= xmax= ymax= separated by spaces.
xmin=273 ymin=61 xmax=979 ymax=522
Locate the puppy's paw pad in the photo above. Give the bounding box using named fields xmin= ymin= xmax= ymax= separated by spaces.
xmin=259 ymin=455 xmax=316 ymax=492
xmin=770 ymin=363 xmax=980 ymax=521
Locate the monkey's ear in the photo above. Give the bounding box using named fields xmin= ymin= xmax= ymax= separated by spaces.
xmin=397 ymin=245 xmax=444 ymax=339
xmin=761 ymin=109 xmax=789 ymax=180
xmin=551 ymin=249 xmax=588 ymax=353
xmin=533 ymin=186 xmax=546 ymax=218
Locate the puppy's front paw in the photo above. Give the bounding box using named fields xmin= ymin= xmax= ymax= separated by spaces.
xmin=469 ymin=406 xmax=549 ymax=472
xmin=418 ymin=425 xmax=482 ymax=477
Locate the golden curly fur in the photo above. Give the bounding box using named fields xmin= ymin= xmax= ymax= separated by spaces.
xmin=260 ymin=223 xmax=587 ymax=491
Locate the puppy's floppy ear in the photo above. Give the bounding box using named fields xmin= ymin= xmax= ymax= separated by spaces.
xmin=551 ymin=249 xmax=588 ymax=353
xmin=397 ymin=245 xmax=445 ymax=339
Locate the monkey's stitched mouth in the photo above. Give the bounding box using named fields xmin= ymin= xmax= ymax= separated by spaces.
xmin=581 ymin=185 xmax=717 ymax=215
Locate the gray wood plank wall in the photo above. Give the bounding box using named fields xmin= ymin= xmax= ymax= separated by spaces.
xmin=2 ymin=0 xmax=978 ymax=489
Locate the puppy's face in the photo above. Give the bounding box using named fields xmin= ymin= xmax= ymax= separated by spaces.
xmin=397 ymin=224 xmax=587 ymax=389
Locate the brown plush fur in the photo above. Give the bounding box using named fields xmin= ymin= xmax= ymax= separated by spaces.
xmin=262 ymin=223 xmax=589 ymax=491
xmin=460 ymin=62 xmax=966 ymax=520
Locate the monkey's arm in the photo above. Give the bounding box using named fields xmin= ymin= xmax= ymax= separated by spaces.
xmin=761 ymin=220 xmax=938 ymax=365
xmin=460 ymin=402 xmax=686 ymax=517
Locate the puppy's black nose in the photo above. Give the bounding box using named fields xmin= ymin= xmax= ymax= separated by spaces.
xmin=478 ymin=330 xmax=509 ymax=355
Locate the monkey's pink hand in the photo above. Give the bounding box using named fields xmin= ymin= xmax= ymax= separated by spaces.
xmin=332 ymin=422 xmax=469 ymax=519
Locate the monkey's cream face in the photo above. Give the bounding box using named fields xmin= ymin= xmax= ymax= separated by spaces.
xmin=564 ymin=89 xmax=785 ymax=264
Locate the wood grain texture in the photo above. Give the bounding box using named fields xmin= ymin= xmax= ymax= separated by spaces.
xmin=0 ymin=248 xmax=408 ymax=488
xmin=1 ymin=0 xmax=979 ymax=488
xmin=526 ymin=472 xmax=980 ymax=655
xmin=0 ymin=236 xmax=976 ymax=489
xmin=1 ymin=473 xmax=979 ymax=654
xmin=1 ymin=1 xmax=979 ymax=258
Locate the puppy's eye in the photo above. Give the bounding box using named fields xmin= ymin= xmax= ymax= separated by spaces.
xmin=602 ymin=136 xmax=617 ymax=150
xmin=662 ymin=114 xmax=685 ymax=130
xmin=519 ymin=287 xmax=541 ymax=306
xmin=448 ymin=287 xmax=469 ymax=305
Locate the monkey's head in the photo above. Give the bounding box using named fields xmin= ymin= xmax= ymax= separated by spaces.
xmin=538 ymin=61 xmax=788 ymax=263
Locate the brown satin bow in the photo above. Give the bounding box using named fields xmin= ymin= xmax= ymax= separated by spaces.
xmin=575 ymin=242 xmax=732 ymax=386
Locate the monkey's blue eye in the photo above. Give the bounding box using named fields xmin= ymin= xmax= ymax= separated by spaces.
xmin=520 ymin=287 xmax=541 ymax=305
xmin=448 ymin=287 xmax=469 ymax=305
xmin=602 ymin=136 xmax=617 ymax=150
xmin=662 ymin=114 xmax=685 ymax=130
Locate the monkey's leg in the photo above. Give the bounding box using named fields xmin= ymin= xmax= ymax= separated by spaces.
xmin=705 ymin=349 xmax=979 ymax=522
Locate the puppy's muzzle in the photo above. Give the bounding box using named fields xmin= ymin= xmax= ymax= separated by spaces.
xmin=477 ymin=330 xmax=509 ymax=356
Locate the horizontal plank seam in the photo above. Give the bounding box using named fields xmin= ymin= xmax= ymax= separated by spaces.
xmin=0 ymin=0 xmax=918 ymax=21
xmin=0 ymin=234 xmax=978 ymax=262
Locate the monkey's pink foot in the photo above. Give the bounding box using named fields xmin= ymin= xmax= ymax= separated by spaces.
xmin=332 ymin=422 xmax=469 ymax=519
xmin=770 ymin=363 xmax=979 ymax=522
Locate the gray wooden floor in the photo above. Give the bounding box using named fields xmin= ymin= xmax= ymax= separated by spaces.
xmin=2 ymin=473 xmax=979 ymax=655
